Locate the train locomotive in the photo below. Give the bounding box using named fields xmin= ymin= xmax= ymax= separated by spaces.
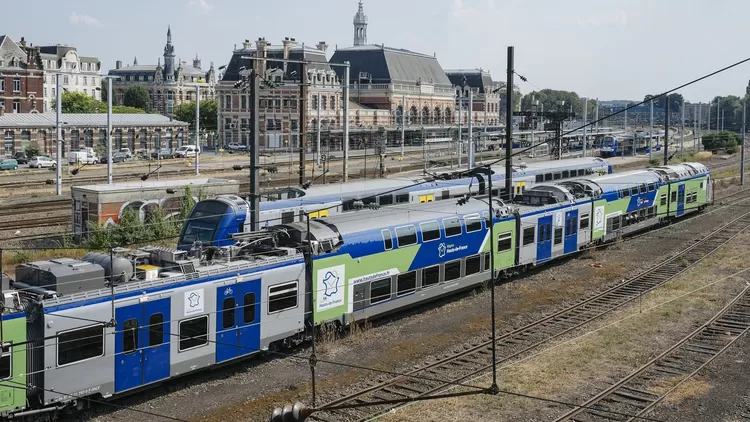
xmin=0 ymin=162 xmax=708 ymax=420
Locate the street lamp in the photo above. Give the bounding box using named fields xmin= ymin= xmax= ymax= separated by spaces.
xmin=100 ymin=75 xmax=120 ymax=184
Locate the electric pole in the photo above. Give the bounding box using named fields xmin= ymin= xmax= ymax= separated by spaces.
xmin=299 ymin=62 xmax=307 ymax=186
xmin=664 ymin=95 xmax=669 ymax=166
xmin=505 ymin=46 xmax=514 ymax=201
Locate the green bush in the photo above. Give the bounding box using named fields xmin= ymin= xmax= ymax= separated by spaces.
xmin=702 ymin=131 xmax=739 ymax=153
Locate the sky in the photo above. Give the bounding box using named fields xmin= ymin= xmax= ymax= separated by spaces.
xmin=6 ymin=0 xmax=749 ymax=103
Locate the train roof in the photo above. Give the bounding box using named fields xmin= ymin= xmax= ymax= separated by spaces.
xmin=513 ymin=156 xmax=609 ymax=171
xmin=583 ymin=170 xmax=661 ymax=193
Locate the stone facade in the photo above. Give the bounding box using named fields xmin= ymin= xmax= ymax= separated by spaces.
xmin=0 ymin=36 xmax=43 ymax=114
xmin=445 ymin=69 xmax=502 ymax=126
xmin=108 ymin=27 xmax=215 ymax=117
xmin=39 ymin=45 xmax=101 ymax=112
xmin=0 ymin=113 xmax=188 ymax=157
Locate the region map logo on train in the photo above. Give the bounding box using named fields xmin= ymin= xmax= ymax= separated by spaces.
xmin=317 ymin=265 xmax=346 ymax=312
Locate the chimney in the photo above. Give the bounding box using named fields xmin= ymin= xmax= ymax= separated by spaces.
xmin=242 ymin=39 xmax=252 ymax=49
xmin=255 ymin=37 xmax=269 ymax=74
xmin=19 ymin=37 xmax=26 ymax=48
xmin=316 ymin=41 xmax=328 ymax=53
xmin=116 ymin=60 xmax=122 ymax=69
xmin=282 ymin=37 xmax=297 ymax=60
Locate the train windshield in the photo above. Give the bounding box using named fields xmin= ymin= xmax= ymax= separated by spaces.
xmin=177 ymin=200 xmax=228 ymax=248
xmin=601 ymin=137 xmax=615 ymax=148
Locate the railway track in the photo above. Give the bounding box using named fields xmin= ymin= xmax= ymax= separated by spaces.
xmin=553 ymin=283 xmax=750 ymax=422
xmin=311 ymin=212 xmax=750 ymax=422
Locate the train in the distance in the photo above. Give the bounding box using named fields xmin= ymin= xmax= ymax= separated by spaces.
xmin=0 ymin=162 xmax=709 ymax=420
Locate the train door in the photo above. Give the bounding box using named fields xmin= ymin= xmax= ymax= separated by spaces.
xmin=564 ymin=210 xmax=579 ymax=254
xmin=215 ymin=279 xmax=261 ymax=363
xmin=536 ymin=216 xmax=553 ymax=263
xmin=677 ymin=185 xmax=686 ymax=217
xmin=114 ymin=298 xmax=171 ymax=393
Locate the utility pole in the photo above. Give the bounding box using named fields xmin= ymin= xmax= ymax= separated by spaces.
xmin=693 ymin=104 xmax=698 ymax=151
xmin=249 ymin=71 xmax=261 ymax=231
xmin=458 ymin=91 xmax=462 ymax=167
xmin=649 ymin=99 xmax=654 ymax=160
xmin=664 ymin=95 xmax=670 ymax=166
xmin=401 ymin=93 xmax=405 ymax=157
xmin=582 ymin=97 xmax=588 ymax=157
xmin=721 ymin=109 xmax=725 ymax=131
xmin=195 ymin=84 xmax=200 ymax=175
xmin=505 ymin=46 xmax=514 ymax=201
xmin=106 ymin=77 xmax=113 ymax=184
xmin=343 ymin=61 xmax=350 ymax=182
xmin=299 ymin=62 xmax=307 ymax=186
xmin=742 ymin=99 xmax=746 ymax=186
xmin=698 ymin=103 xmax=703 ymax=150
xmin=594 ymin=98 xmax=599 ymax=132
xmin=716 ymin=97 xmax=720 ymax=133
xmin=468 ymin=89 xmax=474 ymax=168
xmin=680 ymin=102 xmax=685 ymax=157
xmin=316 ymin=93 xmax=321 ymax=166
xmin=55 ymin=74 xmax=63 ymax=196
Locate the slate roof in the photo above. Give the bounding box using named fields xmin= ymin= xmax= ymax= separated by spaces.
xmin=221 ymin=44 xmax=331 ymax=82
xmin=0 ymin=113 xmax=188 ymax=128
xmin=445 ymin=69 xmax=495 ymax=93
xmin=109 ymin=63 xmax=205 ymax=77
xmin=329 ymin=45 xmax=452 ymax=87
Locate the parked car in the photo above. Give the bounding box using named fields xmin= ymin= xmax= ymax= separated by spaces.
xmin=13 ymin=152 xmax=28 ymax=164
xmin=69 ymin=150 xmax=98 ymax=165
xmin=28 ymin=156 xmax=57 ymax=169
xmin=226 ymin=142 xmax=247 ymax=152
xmin=151 ymin=149 xmax=174 ymax=159
xmin=100 ymin=152 xmax=128 ymax=164
xmin=120 ymin=148 xmax=133 ymax=159
xmin=173 ymin=145 xmax=200 ymax=158
xmin=0 ymin=158 xmax=19 ymax=170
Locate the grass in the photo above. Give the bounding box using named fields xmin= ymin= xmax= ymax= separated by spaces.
xmin=379 ymin=234 xmax=750 ymax=422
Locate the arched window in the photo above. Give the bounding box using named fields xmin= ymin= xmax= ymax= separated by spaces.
xmin=445 ymin=107 xmax=452 ymax=124
xmin=421 ymin=107 xmax=429 ymax=125
xmin=409 ymin=106 xmax=418 ymax=125
xmin=396 ymin=105 xmax=404 ymax=125
xmin=433 ymin=107 xmax=441 ymax=125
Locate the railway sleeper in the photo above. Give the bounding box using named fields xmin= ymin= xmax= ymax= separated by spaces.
xmin=611 ymin=389 xmax=657 ymax=405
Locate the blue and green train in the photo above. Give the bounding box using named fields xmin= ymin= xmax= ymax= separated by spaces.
xmin=0 ymin=163 xmax=709 ymax=419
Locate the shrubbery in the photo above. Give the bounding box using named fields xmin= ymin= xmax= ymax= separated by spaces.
xmin=702 ymin=131 xmax=739 ymax=153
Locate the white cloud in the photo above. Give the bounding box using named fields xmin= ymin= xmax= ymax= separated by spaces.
xmin=69 ymin=11 xmax=103 ymax=27
xmin=188 ymin=0 xmax=214 ymax=14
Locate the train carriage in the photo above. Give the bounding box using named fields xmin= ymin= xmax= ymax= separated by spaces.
xmin=0 ymin=290 xmax=26 ymax=418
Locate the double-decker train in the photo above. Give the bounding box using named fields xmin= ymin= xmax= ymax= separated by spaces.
xmin=0 ymin=162 xmax=709 ymax=420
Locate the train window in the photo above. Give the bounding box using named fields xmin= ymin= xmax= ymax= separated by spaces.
xmin=0 ymin=344 xmax=9 ymax=380
xmin=379 ymin=195 xmax=393 ymax=206
xmin=222 ymin=297 xmax=236 ymax=329
xmin=343 ymin=199 xmax=356 ymax=211
xmin=57 ymin=324 xmax=104 ymax=366
xmin=483 ymin=252 xmax=491 ymax=272
xmin=443 ymin=217 xmax=462 ymax=237
xmin=282 ymin=211 xmax=294 ymax=224
xmin=536 ymin=174 xmax=543 ymax=183
xmin=497 ymin=232 xmax=512 ymax=252
xmin=562 ymin=170 xmax=570 ymax=179
xmin=465 ymin=255 xmax=481 ymax=276
xmin=522 ymin=227 xmax=535 ymax=246
xmin=700 ymin=182 xmax=704 ymax=189
xmin=123 ymin=319 xmax=138 ymax=355
xmin=423 ymin=265 xmax=440 ymax=288
xmin=397 ymin=272 xmax=417 ymax=296
xmin=622 ymin=189 xmax=630 ymax=198
xmin=396 ymin=194 xmax=409 ymax=203
xmin=648 ymin=183 xmax=655 ymax=192
xmin=370 ymin=278 xmax=391 ymax=304
xmin=178 ymin=316 xmax=209 ymax=352
xmin=444 ymin=260 xmax=461 ymax=281
xmin=148 ymin=313 xmax=164 ymax=347
xmin=647 ymin=207 xmax=655 ymax=219
xmin=640 ymin=185 xmax=647 ymax=194
xmin=544 ymin=173 xmax=552 ymax=182
xmin=382 ymin=229 xmax=393 ymax=250
xmin=630 ymin=187 xmax=638 ymax=196
xmin=464 ymin=214 xmax=482 ymax=233
xmin=396 ymin=225 xmax=418 ymax=247
xmin=553 ymin=173 xmax=562 ymax=180
xmin=577 ymin=169 xmax=585 ymax=177
xmin=442 ymin=190 xmax=450 ymax=200
xmin=243 ymin=293 xmax=257 ymax=324
xmin=580 ymin=214 xmax=590 ymax=230
xmin=671 ymin=191 xmax=677 ymax=202
xmin=660 ymin=194 xmax=667 ymax=206
xmin=554 ymin=227 xmax=563 ymax=245
xmin=420 ymin=221 xmax=441 ymax=242
xmin=269 ymin=281 xmax=298 ymax=313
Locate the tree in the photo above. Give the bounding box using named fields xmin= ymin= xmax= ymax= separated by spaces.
xmin=100 ymin=80 xmax=109 ymax=102
xmin=520 ymin=89 xmax=587 ymax=115
xmin=123 ymin=86 xmax=150 ymax=110
xmin=51 ymin=91 xmax=145 ymax=114
xmin=173 ymin=99 xmax=218 ymax=133
xmin=702 ymin=130 xmax=739 ymax=153
xmin=644 ymin=93 xmax=684 ymax=112
xmin=24 ymin=141 xmax=40 ymax=158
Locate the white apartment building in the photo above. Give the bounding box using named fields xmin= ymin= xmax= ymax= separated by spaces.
xmin=39 ymin=45 xmax=101 ymax=112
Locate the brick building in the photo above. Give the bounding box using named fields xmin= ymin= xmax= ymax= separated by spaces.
xmin=108 ymin=27 xmax=215 ymax=117
xmin=0 ymin=113 xmax=188 ymax=157
xmin=0 ymin=36 xmax=43 ymax=114
xmin=445 ymin=69 xmax=502 ymax=126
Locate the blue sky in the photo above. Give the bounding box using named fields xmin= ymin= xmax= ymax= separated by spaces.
xmin=6 ymin=0 xmax=749 ymax=102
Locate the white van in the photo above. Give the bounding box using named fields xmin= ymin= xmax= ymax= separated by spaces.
xmin=68 ymin=150 xmax=98 ymax=165
xmin=174 ymin=145 xmax=200 ymax=158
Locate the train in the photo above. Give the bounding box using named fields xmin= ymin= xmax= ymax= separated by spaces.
xmin=0 ymin=162 xmax=710 ymax=420
xmin=179 ymin=157 xmax=612 ymax=249
xmin=600 ymin=135 xmax=660 ymax=158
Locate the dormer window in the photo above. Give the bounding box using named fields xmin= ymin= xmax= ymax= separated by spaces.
xmin=9 ymin=58 xmax=18 ymax=67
